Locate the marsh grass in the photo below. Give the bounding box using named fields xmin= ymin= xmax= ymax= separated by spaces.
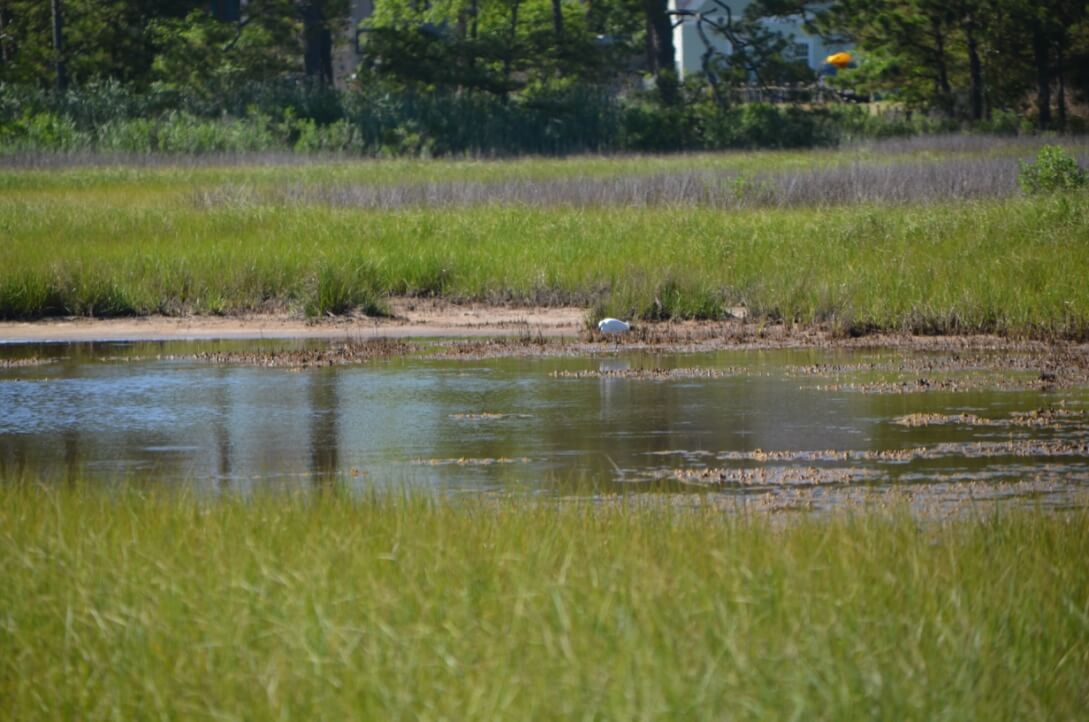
xmin=4 ymin=134 xmax=1087 ymax=188
xmin=2 ymin=140 xmax=1089 ymax=335
xmin=4 ymin=193 xmax=1089 ymax=336
xmin=219 ymin=154 xmax=1062 ymax=210
xmin=1 ymin=483 xmax=1087 ymax=720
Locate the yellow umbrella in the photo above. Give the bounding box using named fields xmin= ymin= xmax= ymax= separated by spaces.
xmin=825 ymin=52 xmax=853 ymax=68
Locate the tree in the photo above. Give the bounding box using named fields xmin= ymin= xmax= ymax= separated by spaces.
xmin=667 ymin=0 xmax=814 ymax=107
xmin=148 ymin=0 xmax=350 ymax=101
xmin=358 ymin=0 xmax=624 ymax=95
xmin=811 ymin=0 xmax=1089 ymax=126
xmin=1010 ymin=0 xmax=1089 ymax=129
xmin=302 ymin=0 xmax=350 ymax=86
xmin=50 ymin=0 xmax=65 ymax=90
xmin=812 ymin=0 xmax=961 ymax=114
xmin=0 ymin=1 xmax=228 ymax=88
xmin=644 ymin=0 xmax=676 ymax=103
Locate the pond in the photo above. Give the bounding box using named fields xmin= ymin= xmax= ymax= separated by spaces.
xmin=2 ymin=339 xmax=1088 ymax=511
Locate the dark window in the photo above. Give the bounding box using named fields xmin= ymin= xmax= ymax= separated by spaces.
xmin=210 ymin=0 xmax=241 ymax=22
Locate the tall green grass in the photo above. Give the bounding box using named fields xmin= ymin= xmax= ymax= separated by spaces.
xmin=1 ymin=484 xmax=1087 ymax=720
xmin=3 ymin=182 xmax=1089 ymax=335
xmin=0 ymin=146 xmax=859 ymax=193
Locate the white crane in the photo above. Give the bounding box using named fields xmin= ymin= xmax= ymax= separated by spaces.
xmin=597 ymin=318 xmax=630 ymax=349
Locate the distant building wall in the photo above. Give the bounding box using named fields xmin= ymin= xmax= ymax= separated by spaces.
xmin=669 ymin=0 xmax=849 ymax=80
xmin=333 ymin=0 xmax=375 ymax=88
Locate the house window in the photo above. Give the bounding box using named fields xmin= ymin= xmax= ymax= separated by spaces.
xmin=210 ymin=0 xmax=240 ymax=22
xmin=786 ymin=42 xmax=809 ymax=63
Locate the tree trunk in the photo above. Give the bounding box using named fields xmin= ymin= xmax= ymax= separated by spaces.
xmin=51 ymin=0 xmax=67 ymax=91
xmin=643 ymin=0 xmax=676 ymax=105
xmin=0 ymin=3 xmax=10 ymax=65
xmin=551 ymin=0 xmax=564 ymax=45
xmin=303 ymin=1 xmax=333 ymax=86
xmin=1056 ymin=33 xmax=1067 ymax=128
xmin=964 ymin=18 xmax=983 ymax=121
xmin=929 ymin=16 xmax=952 ymax=115
xmin=502 ymin=0 xmax=521 ymax=92
xmin=466 ymin=0 xmax=478 ymax=76
xmin=1032 ymin=20 xmax=1051 ymax=129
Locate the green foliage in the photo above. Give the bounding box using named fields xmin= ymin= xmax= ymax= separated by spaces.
xmin=1019 ymin=145 xmax=1089 ymax=195
xmin=3 ymin=156 xmax=1089 ymax=336
xmin=306 ymin=264 xmax=388 ymax=317
xmin=147 ymin=7 xmax=299 ymax=104
xmin=674 ymin=0 xmax=816 ymax=101
xmin=812 ymin=0 xmax=1089 ymax=126
xmin=154 ymin=111 xmax=277 ymax=153
xmin=3 ymin=485 xmax=1089 ymax=720
xmin=1 ymin=81 xmax=988 ymax=156
xmin=359 ymin=0 xmax=634 ymax=95
xmin=291 ymin=117 xmax=360 ymax=152
xmin=1 ymin=112 xmax=86 ymax=151
xmin=340 ymin=81 xmax=622 ymax=155
xmin=0 ymin=0 xmax=201 ymax=87
xmin=617 ymin=102 xmax=689 ymax=152
xmin=1 ymin=0 xmax=1088 ymax=152
xmin=4 ymin=0 xmax=1087 ymax=158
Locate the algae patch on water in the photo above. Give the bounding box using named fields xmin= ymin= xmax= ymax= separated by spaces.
xmin=183 ymin=338 xmax=417 ymax=367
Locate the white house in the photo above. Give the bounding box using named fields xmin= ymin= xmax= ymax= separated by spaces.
xmin=332 ymin=0 xmax=375 ymax=87
xmin=669 ymin=0 xmax=849 ymax=80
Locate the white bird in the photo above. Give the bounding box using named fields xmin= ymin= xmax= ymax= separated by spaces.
xmin=597 ymin=318 xmax=631 ymax=335
xmin=597 ymin=318 xmax=630 ymax=350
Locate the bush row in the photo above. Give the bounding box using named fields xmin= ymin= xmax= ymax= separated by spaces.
xmin=0 ymin=80 xmax=983 ymax=156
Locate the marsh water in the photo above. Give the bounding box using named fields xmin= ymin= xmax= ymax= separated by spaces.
xmin=3 ymin=339 xmax=1089 ymax=510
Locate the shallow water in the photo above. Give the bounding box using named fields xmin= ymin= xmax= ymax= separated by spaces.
xmin=2 ymin=339 xmax=1088 ymax=510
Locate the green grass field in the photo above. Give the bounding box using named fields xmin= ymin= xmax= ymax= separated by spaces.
xmin=1 ymin=485 xmax=1087 ymax=720
xmin=3 ymin=140 xmax=1088 ymax=336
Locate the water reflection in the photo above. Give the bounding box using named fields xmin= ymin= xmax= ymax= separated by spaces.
xmin=1 ymin=341 xmax=1088 ymax=508
xmin=309 ymin=369 xmax=339 ymax=488
xmin=213 ymin=366 xmax=232 ymax=484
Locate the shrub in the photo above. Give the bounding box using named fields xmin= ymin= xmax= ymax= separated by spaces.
xmin=618 ymin=102 xmax=688 ymax=152
xmin=1018 ymin=145 xmax=1088 ymax=194
xmin=5 ymin=112 xmax=89 ymax=151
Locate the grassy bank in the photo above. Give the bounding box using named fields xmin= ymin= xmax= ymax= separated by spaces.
xmin=1 ymin=485 xmax=1087 ymax=720
xmin=3 ymin=141 xmax=1089 ymax=336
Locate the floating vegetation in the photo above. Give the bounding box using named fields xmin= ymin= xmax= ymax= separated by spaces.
xmin=809 ymin=374 xmax=1077 ymax=394
xmin=448 ymin=412 xmax=533 ymax=421
xmin=0 ymin=357 xmax=54 ymax=368
xmin=671 ymin=466 xmax=883 ymax=487
xmin=1009 ymin=408 xmax=1086 ymax=426
xmin=792 ymin=347 xmax=1089 ymax=393
xmin=183 ymin=339 xmax=416 ymax=367
xmin=895 ymin=413 xmax=998 ymax=427
xmin=645 ymin=438 xmax=1089 ymax=467
xmin=717 ymin=439 xmax=1089 ymax=462
xmin=578 ymin=322 xmax=811 ymax=349
xmin=895 ymin=408 xmax=1087 ymax=428
xmin=429 ymin=336 xmax=562 ymax=360
xmin=410 ymin=457 xmax=532 ymax=466
xmin=551 ymin=367 xmax=742 ymax=380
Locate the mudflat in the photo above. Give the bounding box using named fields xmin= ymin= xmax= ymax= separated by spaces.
xmin=5 ymin=300 xmax=1089 ymax=360
xmin=0 ymin=300 xmax=585 ymax=344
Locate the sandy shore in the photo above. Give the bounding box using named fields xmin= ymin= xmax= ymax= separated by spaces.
xmin=0 ymin=300 xmax=586 ymax=344
xmin=3 ymin=300 xmax=1088 ymax=358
